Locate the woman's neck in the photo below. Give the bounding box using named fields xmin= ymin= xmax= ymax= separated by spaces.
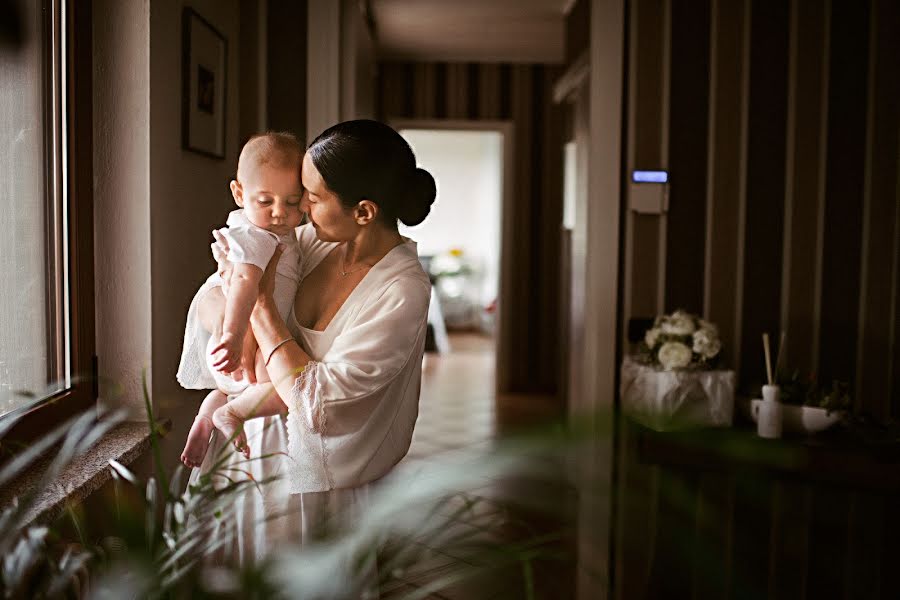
xmin=343 ymin=225 xmax=403 ymax=267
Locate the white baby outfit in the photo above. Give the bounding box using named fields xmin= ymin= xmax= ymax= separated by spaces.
xmin=176 ymin=209 xmax=301 ymax=393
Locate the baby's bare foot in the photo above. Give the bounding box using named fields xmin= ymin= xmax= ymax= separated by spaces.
xmin=181 ymin=415 xmax=215 ymax=468
xmin=212 ymin=404 xmax=249 ymax=458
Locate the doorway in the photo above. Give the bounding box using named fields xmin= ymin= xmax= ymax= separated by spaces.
xmin=393 ymin=120 xmax=514 ymax=391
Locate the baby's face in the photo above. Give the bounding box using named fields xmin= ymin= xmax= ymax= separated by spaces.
xmin=232 ymin=164 xmax=304 ymax=235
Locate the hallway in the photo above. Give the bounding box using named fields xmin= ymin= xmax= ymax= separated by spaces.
xmin=382 ymin=333 xmax=575 ymax=599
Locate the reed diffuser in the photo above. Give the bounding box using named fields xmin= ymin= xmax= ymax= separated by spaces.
xmin=756 ymin=332 xmax=783 ymax=439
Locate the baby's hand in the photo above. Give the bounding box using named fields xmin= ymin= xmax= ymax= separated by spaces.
xmin=210 ymin=332 xmax=242 ymax=373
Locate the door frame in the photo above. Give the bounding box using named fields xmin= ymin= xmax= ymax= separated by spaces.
xmin=552 ymin=0 xmax=626 ymax=597
xmin=390 ymin=118 xmax=515 ymax=394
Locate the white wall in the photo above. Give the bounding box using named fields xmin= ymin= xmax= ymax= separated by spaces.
xmin=398 ymin=129 xmax=503 ymax=306
xmin=93 ymin=0 xmax=152 ymax=418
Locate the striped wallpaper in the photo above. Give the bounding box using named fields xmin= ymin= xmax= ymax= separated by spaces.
xmin=615 ymin=2 xmax=900 ymax=598
xmin=622 ymin=0 xmax=900 ymax=418
xmin=377 ymin=61 xmax=564 ymax=395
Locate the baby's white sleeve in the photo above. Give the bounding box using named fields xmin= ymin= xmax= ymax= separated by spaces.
xmin=221 ymin=225 xmax=278 ymax=271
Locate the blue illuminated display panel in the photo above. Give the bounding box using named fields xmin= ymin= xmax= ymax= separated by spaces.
xmin=632 ymin=170 xmax=668 ymax=183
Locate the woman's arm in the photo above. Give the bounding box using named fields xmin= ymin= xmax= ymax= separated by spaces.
xmin=249 ymin=245 xmax=314 ymax=404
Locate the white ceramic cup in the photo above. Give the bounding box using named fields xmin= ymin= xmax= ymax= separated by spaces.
xmin=756 ymin=384 xmax=783 ymax=438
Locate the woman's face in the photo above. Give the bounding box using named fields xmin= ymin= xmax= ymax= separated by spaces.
xmin=300 ymin=153 xmax=357 ymax=242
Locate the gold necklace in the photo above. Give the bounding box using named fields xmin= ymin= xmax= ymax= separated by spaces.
xmin=340 ymin=245 xmax=371 ymax=277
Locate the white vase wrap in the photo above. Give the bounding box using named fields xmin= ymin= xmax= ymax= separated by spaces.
xmin=620 ymin=356 xmax=736 ymax=431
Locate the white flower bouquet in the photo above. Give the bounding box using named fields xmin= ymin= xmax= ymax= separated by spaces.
xmin=621 ymin=310 xmax=734 ymax=431
xmin=637 ymin=310 xmax=722 ymax=371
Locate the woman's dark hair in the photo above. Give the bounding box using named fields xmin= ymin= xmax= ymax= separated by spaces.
xmin=307 ymin=120 xmax=436 ymax=227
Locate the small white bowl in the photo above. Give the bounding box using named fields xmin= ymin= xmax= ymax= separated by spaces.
xmin=748 ymin=399 xmax=844 ymax=434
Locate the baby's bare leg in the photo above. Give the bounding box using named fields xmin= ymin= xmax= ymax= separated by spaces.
xmin=181 ymin=389 xmax=228 ymax=468
xmin=211 ymin=383 xmax=284 ymax=458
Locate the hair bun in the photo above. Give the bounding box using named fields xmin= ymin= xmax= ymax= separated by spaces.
xmin=398 ymin=167 xmax=436 ymax=226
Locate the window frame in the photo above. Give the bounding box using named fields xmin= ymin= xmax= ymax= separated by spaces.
xmin=0 ymin=0 xmax=95 ymax=453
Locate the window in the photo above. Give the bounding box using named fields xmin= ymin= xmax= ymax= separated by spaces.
xmin=0 ymin=0 xmax=94 ymax=431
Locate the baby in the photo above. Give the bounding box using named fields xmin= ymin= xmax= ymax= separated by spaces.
xmin=177 ymin=132 xmax=304 ymax=468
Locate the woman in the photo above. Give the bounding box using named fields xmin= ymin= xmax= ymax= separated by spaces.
xmin=184 ymin=120 xmax=436 ymax=564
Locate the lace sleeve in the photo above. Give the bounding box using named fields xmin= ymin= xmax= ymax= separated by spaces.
xmin=284 ymin=362 xmax=333 ymax=493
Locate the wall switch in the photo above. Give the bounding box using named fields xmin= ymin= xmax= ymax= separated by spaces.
xmin=628 ymin=170 xmax=668 ymax=214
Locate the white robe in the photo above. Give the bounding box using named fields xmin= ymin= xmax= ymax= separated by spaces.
xmin=187 ymin=224 xmax=431 ymax=564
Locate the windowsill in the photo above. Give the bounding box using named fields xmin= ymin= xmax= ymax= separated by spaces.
xmin=0 ymin=420 xmax=170 ymax=527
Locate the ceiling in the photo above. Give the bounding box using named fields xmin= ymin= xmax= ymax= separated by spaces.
xmin=369 ymin=0 xmax=573 ymax=64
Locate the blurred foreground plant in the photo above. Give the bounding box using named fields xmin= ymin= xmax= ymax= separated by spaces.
xmin=1 ymin=376 xmax=596 ymax=599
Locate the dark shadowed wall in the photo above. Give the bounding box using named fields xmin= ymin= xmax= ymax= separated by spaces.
xmin=622 ymin=0 xmax=900 ymax=418
xmin=376 ymin=62 xmax=564 ymax=395
xmin=614 ymin=2 xmax=900 ymax=599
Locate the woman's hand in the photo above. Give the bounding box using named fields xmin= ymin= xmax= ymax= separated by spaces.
xmin=211 ymin=229 xmax=233 ymax=295
xmin=238 ymin=329 xmax=259 ymax=384
xmin=257 ymin=244 xmax=285 ymax=305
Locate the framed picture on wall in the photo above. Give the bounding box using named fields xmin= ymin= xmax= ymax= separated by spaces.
xmin=182 ymin=8 xmax=227 ymax=159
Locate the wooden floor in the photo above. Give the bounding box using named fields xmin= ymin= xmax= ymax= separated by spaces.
xmin=382 ymin=332 xmax=575 ymax=600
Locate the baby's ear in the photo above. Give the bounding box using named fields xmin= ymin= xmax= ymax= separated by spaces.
xmin=230 ymin=180 xmax=243 ymax=207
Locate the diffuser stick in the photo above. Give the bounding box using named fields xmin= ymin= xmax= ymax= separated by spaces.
xmin=763 ymin=333 xmax=773 ymax=386
xmin=773 ymin=330 xmax=786 ymax=381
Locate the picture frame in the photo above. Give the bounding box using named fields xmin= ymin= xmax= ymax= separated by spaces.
xmin=182 ymin=8 xmax=227 ymax=159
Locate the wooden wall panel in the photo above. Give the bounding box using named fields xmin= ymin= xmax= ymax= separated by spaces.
xmin=476 ymin=64 xmax=502 ymax=119
xmin=412 ymin=63 xmax=437 ymax=117
xmin=770 ymin=482 xmax=811 ymax=599
xmin=894 ymin=218 xmax=900 ymax=417
xmin=629 ymin=216 xmax=663 ymax=320
xmin=818 ymin=0 xmax=871 ymax=386
xmin=508 ymin=66 xmax=535 ymax=389
xmin=781 ymin=0 xmax=829 ymax=379
xmin=844 ymin=493 xmax=886 ymax=598
xmin=739 ymin=0 xmax=790 ymax=385
xmin=632 ymin=0 xmax=666 ymax=170
xmin=856 ymin=0 xmax=900 ymax=417
xmin=664 ymin=0 xmax=710 ymax=315
xmin=705 ymin=0 xmax=748 ymax=369
xmin=729 ymin=478 xmax=772 ymax=599
xmin=645 ymin=470 xmax=698 ymax=597
xmin=691 ymin=475 xmax=734 ymax=599
xmin=376 ymin=61 xmax=563 ymax=394
xmin=377 ymin=62 xmax=410 ymax=118
xmin=537 ymin=65 xmax=564 ymax=397
xmin=615 ymin=419 xmax=900 ymax=599
xmin=805 ymin=488 xmax=851 ymax=598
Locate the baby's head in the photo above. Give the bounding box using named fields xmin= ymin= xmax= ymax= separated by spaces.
xmin=230 ymin=132 xmax=304 ymax=235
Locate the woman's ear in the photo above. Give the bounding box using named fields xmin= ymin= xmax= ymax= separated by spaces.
xmin=355 ymin=200 xmax=378 ymax=225
xmin=230 ymin=180 xmax=244 ymax=207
